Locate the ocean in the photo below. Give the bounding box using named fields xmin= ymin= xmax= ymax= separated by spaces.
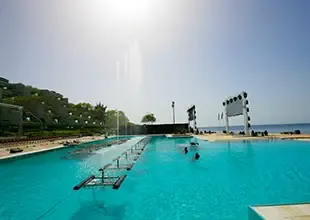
xmin=199 ymin=123 xmax=310 ymax=134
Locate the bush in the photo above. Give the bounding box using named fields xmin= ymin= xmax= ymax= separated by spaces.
xmin=223 ymin=130 xmax=227 ymax=134
xmin=294 ymin=130 xmax=301 ymax=134
xmin=264 ymin=130 xmax=268 ymax=136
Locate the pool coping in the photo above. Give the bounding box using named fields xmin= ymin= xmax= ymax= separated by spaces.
xmin=249 ymin=203 xmax=310 ymax=219
xmin=0 ymin=144 xmax=66 ymax=161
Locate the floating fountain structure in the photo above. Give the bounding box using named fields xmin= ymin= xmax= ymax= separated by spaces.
xmin=73 ymin=136 xmax=151 ymax=191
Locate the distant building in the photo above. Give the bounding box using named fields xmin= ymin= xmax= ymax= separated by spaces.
xmin=1 ymin=77 xmax=72 ymax=128
xmin=10 ymin=83 xmax=31 ymax=96
xmin=0 ymin=77 xmax=13 ymax=98
xmin=0 ymin=77 xmax=9 ymax=87
xmin=0 ymin=78 xmax=32 ymax=98
xmin=0 ymin=107 xmax=21 ymax=126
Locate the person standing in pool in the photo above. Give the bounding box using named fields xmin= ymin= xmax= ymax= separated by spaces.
xmin=194 ymin=152 xmax=200 ymax=160
xmin=184 ymin=147 xmax=188 ymax=154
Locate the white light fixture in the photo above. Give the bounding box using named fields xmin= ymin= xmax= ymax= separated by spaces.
xmin=75 ymin=120 xmax=79 ymax=123
xmin=80 ymin=114 xmax=82 ymax=118
xmin=93 ymin=122 xmax=96 ymax=124
xmin=3 ymin=87 xmax=7 ymax=90
xmin=69 ymin=112 xmax=72 ymax=116
xmin=48 ymin=110 xmax=52 ymax=113
xmin=88 ymin=116 xmax=91 ymax=119
xmin=41 ymin=102 xmax=45 ymax=105
xmin=85 ymin=121 xmax=88 ymax=124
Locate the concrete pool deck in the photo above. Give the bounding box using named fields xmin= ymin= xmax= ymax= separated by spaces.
xmin=195 ymin=133 xmax=310 ymax=142
xmin=0 ymin=136 xmax=104 ymax=160
xmin=250 ymin=204 xmax=310 ymax=219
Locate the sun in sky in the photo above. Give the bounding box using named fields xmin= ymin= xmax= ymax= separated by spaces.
xmin=102 ymin=0 xmax=153 ymax=30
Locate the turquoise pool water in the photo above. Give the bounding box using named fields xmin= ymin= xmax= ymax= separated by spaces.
xmin=1 ymin=137 xmax=310 ymax=219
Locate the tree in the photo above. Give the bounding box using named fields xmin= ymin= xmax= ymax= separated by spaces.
xmin=105 ymin=109 xmax=130 ymax=133
xmin=141 ymin=113 xmax=156 ymax=124
xmin=93 ymin=102 xmax=107 ymax=123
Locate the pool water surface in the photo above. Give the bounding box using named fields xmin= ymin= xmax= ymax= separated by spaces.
xmin=1 ymin=137 xmax=310 ymax=219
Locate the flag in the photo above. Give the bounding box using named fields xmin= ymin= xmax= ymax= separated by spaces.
xmin=221 ymin=112 xmax=224 ymax=119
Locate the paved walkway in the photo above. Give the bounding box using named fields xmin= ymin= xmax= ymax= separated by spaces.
xmin=0 ymin=136 xmax=104 ymax=160
xmin=250 ymin=204 xmax=310 ymax=219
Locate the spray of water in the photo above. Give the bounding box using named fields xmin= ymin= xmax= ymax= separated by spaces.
xmin=116 ymin=60 xmax=120 ymax=141
xmin=113 ymin=39 xmax=143 ymax=131
xmin=128 ymin=40 xmax=143 ymax=87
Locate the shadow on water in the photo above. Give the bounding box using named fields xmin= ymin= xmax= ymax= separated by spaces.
xmin=192 ymin=163 xmax=209 ymax=171
xmin=71 ymin=200 xmax=126 ymax=220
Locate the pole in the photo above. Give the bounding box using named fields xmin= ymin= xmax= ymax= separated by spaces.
xmin=172 ymin=101 xmax=175 ymax=124
xmin=225 ymin=111 xmax=229 ymax=134
xmin=173 ymin=107 xmax=175 ymax=124
xmin=116 ymin=110 xmax=119 ymax=137
xmin=194 ymin=107 xmax=197 ymax=131
xmin=102 ymin=170 xmax=104 ymax=183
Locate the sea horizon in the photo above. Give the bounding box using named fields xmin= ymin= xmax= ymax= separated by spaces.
xmin=199 ymin=122 xmax=310 ymax=134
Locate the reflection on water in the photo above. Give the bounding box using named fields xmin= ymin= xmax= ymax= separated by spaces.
xmin=227 ymin=141 xmax=254 ymax=158
xmin=227 ymin=141 xmax=255 ymax=172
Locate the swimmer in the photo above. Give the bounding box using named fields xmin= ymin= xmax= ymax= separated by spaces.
xmin=184 ymin=147 xmax=188 ymax=154
xmin=194 ymin=152 xmax=200 ymax=160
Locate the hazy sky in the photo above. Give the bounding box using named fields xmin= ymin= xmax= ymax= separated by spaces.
xmin=1 ymin=0 xmax=309 ymax=126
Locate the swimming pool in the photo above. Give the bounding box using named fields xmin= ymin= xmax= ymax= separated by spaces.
xmin=1 ymin=137 xmax=310 ymax=219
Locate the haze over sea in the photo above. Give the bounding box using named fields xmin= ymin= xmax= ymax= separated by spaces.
xmin=200 ymin=123 xmax=310 ymax=134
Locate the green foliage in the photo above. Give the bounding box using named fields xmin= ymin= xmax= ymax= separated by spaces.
xmin=1 ymin=81 xmax=134 ymax=137
xmin=141 ymin=113 xmax=156 ymax=124
xmin=105 ymin=109 xmax=129 ymax=132
xmin=93 ymin=102 xmax=107 ymax=122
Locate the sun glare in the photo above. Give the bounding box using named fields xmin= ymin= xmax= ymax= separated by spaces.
xmin=105 ymin=0 xmax=151 ymax=26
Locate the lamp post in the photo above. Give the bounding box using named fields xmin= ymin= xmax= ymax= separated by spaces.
xmin=172 ymin=101 xmax=175 ymax=124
